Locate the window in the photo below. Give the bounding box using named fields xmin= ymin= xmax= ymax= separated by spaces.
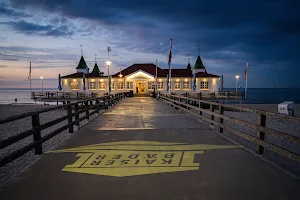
xmin=99 ymin=82 xmax=105 ymax=90
xmin=148 ymin=82 xmax=155 ymax=89
xmin=174 ymin=82 xmax=180 ymax=90
xmin=71 ymin=81 xmax=79 ymax=90
xmin=200 ymin=82 xmax=209 ymax=89
xmin=183 ymin=81 xmax=189 ymax=89
xmin=126 ymin=82 xmax=133 ymax=90
xmin=89 ymin=82 xmax=96 ymax=90
xmin=111 ymin=82 xmax=115 ymax=90
xmin=158 ymin=82 xmax=164 ymax=90
xmin=117 ymin=81 xmax=124 ymax=89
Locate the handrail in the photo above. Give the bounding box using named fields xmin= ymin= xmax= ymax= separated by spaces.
xmin=0 ymin=93 xmax=125 ymax=168
xmin=159 ymin=93 xmax=300 ymax=163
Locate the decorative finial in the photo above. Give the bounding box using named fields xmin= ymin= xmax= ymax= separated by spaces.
xmin=95 ymin=54 xmax=97 ymax=63
xmin=198 ymin=47 xmax=200 ymax=56
xmin=80 ymin=44 xmax=83 ymax=56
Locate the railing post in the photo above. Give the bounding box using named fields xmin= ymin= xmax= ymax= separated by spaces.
xmin=199 ymin=101 xmax=202 ymax=115
xmin=32 ymin=114 xmax=42 ymax=154
xmin=219 ymin=105 xmax=224 ymax=133
xmin=67 ymin=104 xmax=73 ymax=133
xmin=210 ymin=103 xmax=214 ymax=125
xmin=85 ymin=100 xmax=89 ymax=121
xmin=256 ymin=113 xmax=266 ymax=154
xmin=74 ymin=103 xmax=80 ymax=127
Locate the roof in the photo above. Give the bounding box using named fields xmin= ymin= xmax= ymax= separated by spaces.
xmin=194 ymin=55 xmax=205 ymax=69
xmin=163 ymin=69 xmax=192 ymax=77
xmin=76 ymin=56 xmax=89 ymax=69
xmin=61 ymin=72 xmax=107 ymax=78
xmin=187 ymin=63 xmax=192 ymax=70
xmin=195 ymin=72 xmax=220 ymax=78
xmin=112 ymin=63 xmax=168 ymax=78
xmin=92 ymin=63 xmax=100 ymax=73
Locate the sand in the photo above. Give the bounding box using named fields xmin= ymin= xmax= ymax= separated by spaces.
xmin=0 ymin=104 xmax=102 ymax=185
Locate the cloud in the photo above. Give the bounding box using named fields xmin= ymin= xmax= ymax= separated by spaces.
xmin=0 ymin=3 xmax=30 ymax=18
xmin=2 ymin=20 xmax=74 ymax=37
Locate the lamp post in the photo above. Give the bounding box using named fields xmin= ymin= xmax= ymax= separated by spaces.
xmin=235 ymin=75 xmax=239 ymax=92
xmin=105 ymin=60 xmax=112 ymax=95
xmin=40 ymin=76 xmax=44 ymax=94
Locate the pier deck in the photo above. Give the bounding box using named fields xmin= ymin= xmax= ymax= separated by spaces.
xmin=0 ymin=97 xmax=299 ymax=200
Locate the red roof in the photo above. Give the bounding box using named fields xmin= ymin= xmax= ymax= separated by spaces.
xmin=61 ymin=72 xmax=107 ymax=78
xmin=195 ymin=72 xmax=220 ymax=78
xmin=163 ymin=69 xmax=192 ymax=77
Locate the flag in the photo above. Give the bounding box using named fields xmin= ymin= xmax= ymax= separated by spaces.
xmin=220 ymin=74 xmax=224 ymax=92
xmin=28 ymin=62 xmax=31 ymax=79
xmin=244 ymin=64 xmax=248 ymax=80
xmin=83 ymin=73 xmax=86 ymax=91
xmin=166 ymin=74 xmax=169 ymax=92
xmin=108 ymin=47 xmax=111 ymax=52
xmin=58 ymin=74 xmax=62 ymax=91
xmin=168 ymin=39 xmax=172 ymax=66
xmin=192 ymin=73 xmax=196 ymax=91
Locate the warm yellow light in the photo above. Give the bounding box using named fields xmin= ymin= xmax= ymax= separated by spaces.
xmin=119 ymin=79 xmax=122 ymax=81
xmin=159 ymin=79 xmax=162 ymax=81
xmin=185 ymin=78 xmax=187 ymax=81
xmin=119 ymin=74 xmax=123 ymax=78
xmin=40 ymin=76 xmax=43 ymax=79
xmin=64 ymin=79 xmax=67 ymax=82
xmin=73 ymin=79 xmax=76 ymax=82
xmin=176 ymin=79 xmax=179 ymax=82
xmin=100 ymin=79 xmax=103 ymax=82
xmin=236 ymin=75 xmax=239 ymax=79
xmin=204 ymin=79 xmax=207 ymax=81
xmin=105 ymin=60 xmax=112 ymax=66
xmin=92 ymin=79 xmax=94 ymax=82
xmin=213 ymin=78 xmax=215 ymax=81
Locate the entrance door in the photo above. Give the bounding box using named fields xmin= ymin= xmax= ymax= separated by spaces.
xmin=135 ymin=81 xmax=146 ymax=93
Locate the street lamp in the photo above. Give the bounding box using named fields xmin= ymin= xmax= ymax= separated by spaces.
xmin=105 ymin=60 xmax=112 ymax=95
xmin=40 ymin=76 xmax=44 ymax=94
xmin=235 ymin=75 xmax=239 ymax=92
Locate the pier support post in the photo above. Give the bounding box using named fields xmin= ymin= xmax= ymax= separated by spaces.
xmin=67 ymin=104 xmax=73 ymax=133
xmin=256 ymin=114 xmax=266 ymax=154
xmin=219 ymin=105 xmax=224 ymax=133
xmin=32 ymin=114 xmax=42 ymax=154
xmin=210 ymin=103 xmax=214 ymax=125
xmin=74 ymin=104 xmax=80 ymax=130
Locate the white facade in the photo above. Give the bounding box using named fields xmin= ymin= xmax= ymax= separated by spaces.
xmin=61 ymin=70 xmax=220 ymax=95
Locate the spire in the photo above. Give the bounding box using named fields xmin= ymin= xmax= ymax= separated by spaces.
xmin=193 ymin=47 xmax=205 ymax=69
xmin=187 ymin=53 xmax=191 ymax=70
xmin=76 ymin=56 xmax=89 ymax=69
xmin=92 ymin=63 xmax=100 ymax=73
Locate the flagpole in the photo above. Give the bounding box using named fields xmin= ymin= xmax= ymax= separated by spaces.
xmin=168 ymin=39 xmax=172 ymax=95
xmin=245 ymin=61 xmax=248 ymax=99
xmin=29 ymin=61 xmax=32 ymax=94
xmin=155 ymin=59 xmax=158 ymax=92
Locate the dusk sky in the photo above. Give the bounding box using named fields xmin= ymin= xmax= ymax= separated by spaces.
xmin=0 ymin=0 xmax=299 ymax=88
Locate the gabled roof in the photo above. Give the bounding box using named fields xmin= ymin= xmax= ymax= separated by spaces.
xmin=195 ymin=72 xmax=220 ymax=78
xmin=92 ymin=63 xmax=100 ymax=73
xmin=194 ymin=55 xmax=205 ymax=69
xmin=76 ymin=56 xmax=89 ymax=69
xmin=112 ymin=63 xmax=168 ymax=78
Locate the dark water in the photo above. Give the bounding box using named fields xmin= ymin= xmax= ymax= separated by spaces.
xmin=224 ymin=88 xmax=300 ymax=104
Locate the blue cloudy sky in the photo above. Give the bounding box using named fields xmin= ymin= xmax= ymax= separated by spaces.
xmin=0 ymin=0 xmax=299 ymax=88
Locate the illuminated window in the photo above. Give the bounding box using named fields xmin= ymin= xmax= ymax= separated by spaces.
xmin=158 ymin=82 xmax=164 ymax=90
xmin=183 ymin=81 xmax=189 ymax=89
xmin=111 ymin=82 xmax=115 ymax=90
xmin=71 ymin=81 xmax=79 ymax=90
xmin=99 ymin=82 xmax=105 ymax=90
xmin=126 ymin=82 xmax=133 ymax=89
xmin=200 ymin=82 xmax=209 ymax=89
xmin=89 ymin=82 xmax=96 ymax=90
xmin=174 ymin=82 xmax=180 ymax=90
xmin=117 ymin=81 xmax=124 ymax=89
xmin=148 ymin=81 xmax=155 ymax=89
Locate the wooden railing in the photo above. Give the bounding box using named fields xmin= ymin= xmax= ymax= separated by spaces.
xmin=179 ymin=91 xmax=245 ymax=100
xmin=32 ymin=91 xmax=101 ymax=100
xmin=159 ymin=93 xmax=300 ymax=163
xmin=0 ymin=93 xmax=125 ymax=168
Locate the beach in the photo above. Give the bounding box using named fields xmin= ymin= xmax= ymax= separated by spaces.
xmin=0 ymin=104 xmax=101 ymax=185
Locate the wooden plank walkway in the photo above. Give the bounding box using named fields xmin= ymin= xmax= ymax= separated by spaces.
xmin=0 ymin=97 xmax=299 ymax=200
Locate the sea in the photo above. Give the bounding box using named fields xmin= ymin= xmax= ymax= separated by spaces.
xmin=0 ymin=88 xmax=300 ymax=104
